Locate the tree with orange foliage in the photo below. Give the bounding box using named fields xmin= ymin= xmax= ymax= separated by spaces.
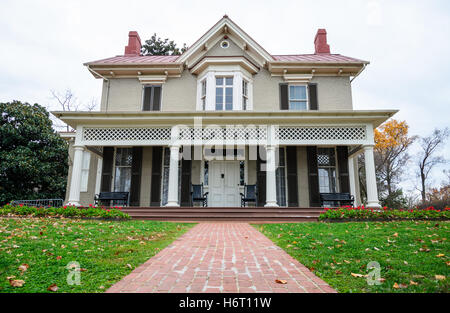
xmin=373 ymin=119 xmax=416 ymax=201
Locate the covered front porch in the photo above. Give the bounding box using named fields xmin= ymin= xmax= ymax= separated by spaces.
xmin=54 ymin=110 xmax=395 ymax=209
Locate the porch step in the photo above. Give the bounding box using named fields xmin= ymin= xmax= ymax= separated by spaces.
xmin=120 ymin=207 xmax=325 ymax=222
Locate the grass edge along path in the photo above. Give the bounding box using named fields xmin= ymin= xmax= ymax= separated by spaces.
xmin=255 ymin=220 xmax=449 ymax=293
xmin=0 ymin=217 xmax=194 ymax=293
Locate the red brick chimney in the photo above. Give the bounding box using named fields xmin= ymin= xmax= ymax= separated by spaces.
xmin=124 ymin=31 xmax=141 ymax=56
xmin=314 ymin=29 xmax=330 ymax=54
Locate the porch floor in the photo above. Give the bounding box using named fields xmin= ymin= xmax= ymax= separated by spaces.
xmin=120 ymin=207 xmax=325 ymax=222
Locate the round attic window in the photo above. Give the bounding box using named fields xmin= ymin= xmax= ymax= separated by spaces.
xmin=220 ymin=40 xmax=229 ymax=49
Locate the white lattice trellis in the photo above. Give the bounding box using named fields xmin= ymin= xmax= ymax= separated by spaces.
xmin=276 ymin=126 xmax=366 ymax=141
xmin=80 ymin=125 xmax=368 ymax=145
xmin=83 ymin=127 xmax=171 ymax=142
xmin=179 ymin=127 xmax=267 ymax=141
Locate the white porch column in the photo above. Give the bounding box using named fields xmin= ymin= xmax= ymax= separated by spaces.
xmin=166 ymin=144 xmax=181 ymax=207
xmin=67 ymin=145 xmax=85 ymax=206
xmin=265 ymin=145 xmax=279 ymax=207
xmin=352 ymin=156 xmax=361 ymax=206
xmin=363 ymin=145 xmax=380 ymax=208
xmin=348 ymin=155 xmax=357 ymax=206
xmin=166 ymin=125 xmax=181 ymax=207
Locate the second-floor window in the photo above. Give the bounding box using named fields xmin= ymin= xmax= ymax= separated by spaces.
xmin=201 ymin=79 xmax=207 ymax=110
xmin=215 ymin=77 xmax=233 ymax=110
xmin=242 ymin=80 xmax=248 ymax=110
xmin=143 ymin=85 xmax=162 ymax=111
xmin=289 ymin=85 xmax=308 ymax=110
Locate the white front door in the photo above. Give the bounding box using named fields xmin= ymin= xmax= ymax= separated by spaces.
xmin=209 ymin=161 xmax=240 ymax=207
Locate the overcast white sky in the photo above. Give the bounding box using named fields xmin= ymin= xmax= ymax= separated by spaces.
xmin=1 ymin=0 xmax=449 ymax=196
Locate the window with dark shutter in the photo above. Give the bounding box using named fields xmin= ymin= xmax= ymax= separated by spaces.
xmin=256 ymin=147 xmax=266 ymax=206
xmin=308 ymin=83 xmax=318 ymax=110
xmin=100 ymin=147 xmax=114 ymax=192
xmin=150 ymin=147 xmax=163 ymax=206
xmin=180 ymin=156 xmax=192 ymax=207
xmin=306 ymin=146 xmax=320 ymax=207
xmin=336 ymin=146 xmax=350 ymax=193
xmin=279 ymin=84 xmax=289 ymax=110
xmin=286 ymin=146 xmax=299 ymax=207
xmin=129 ymin=147 xmax=143 ymax=206
xmin=143 ymin=86 xmax=162 ymax=111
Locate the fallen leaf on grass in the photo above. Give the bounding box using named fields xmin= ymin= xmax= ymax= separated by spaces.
xmin=335 ymin=270 xmax=343 ymax=274
xmin=343 ymin=260 xmax=351 ymax=264
xmin=351 ymin=273 xmax=367 ymax=278
xmin=435 ymin=275 xmax=446 ymax=280
xmin=9 ymin=279 xmax=25 ymax=287
xmin=18 ymin=264 xmax=29 ymax=273
xmin=126 ymin=264 xmax=132 ymax=269
xmin=275 ymin=279 xmax=287 ymax=284
xmin=410 ymin=281 xmax=418 ymax=286
xmin=393 ymin=233 xmax=398 ymax=237
xmin=56 ymin=256 xmax=62 ymax=260
xmin=47 ymin=284 xmax=58 ymax=292
xmin=446 ymin=261 xmax=450 ymax=266
xmin=436 ymin=254 xmax=445 ymax=258
xmin=393 ymin=283 xmax=407 ymax=289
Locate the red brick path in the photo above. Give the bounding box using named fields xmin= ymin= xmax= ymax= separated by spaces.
xmin=106 ymin=223 xmax=336 ymax=293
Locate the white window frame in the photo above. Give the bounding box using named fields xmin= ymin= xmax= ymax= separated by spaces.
xmin=80 ymin=151 xmax=91 ymax=192
xmin=242 ymin=79 xmax=249 ymax=111
xmin=215 ymin=76 xmax=234 ymax=111
xmin=196 ymin=68 xmax=253 ymax=111
xmin=317 ymin=147 xmax=339 ymax=194
xmin=288 ymin=84 xmax=309 ymax=110
xmin=200 ymin=79 xmax=207 ymax=111
xmin=113 ymin=147 xmax=133 ymax=192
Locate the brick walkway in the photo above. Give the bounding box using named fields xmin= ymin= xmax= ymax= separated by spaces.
xmin=106 ymin=223 xmax=336 ymax=293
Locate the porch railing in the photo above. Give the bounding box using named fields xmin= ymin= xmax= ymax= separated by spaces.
xmin=10 ymin=199 xmax=64 ymax=208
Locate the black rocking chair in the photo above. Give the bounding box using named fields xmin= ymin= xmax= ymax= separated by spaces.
xmin=191 ymin=183 xmax=209 ymax=207
xmin=240 ymin=184 xmax=258 ymax=207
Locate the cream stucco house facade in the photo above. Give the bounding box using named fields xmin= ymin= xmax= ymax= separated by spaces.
xmin=54 ymin=16 xmax=396 ymax=209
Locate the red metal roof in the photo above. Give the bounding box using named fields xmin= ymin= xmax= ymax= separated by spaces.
xmin=85 ymin=55 xmax=179 ymax=65
xmin=85 ymin=53 xmax=366 ymax=66
xmin=272 ymin=54 xmax=367 ymax=63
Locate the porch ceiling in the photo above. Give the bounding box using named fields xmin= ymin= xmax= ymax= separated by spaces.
xmin=52 ymin=110 xmax=397 ymax=129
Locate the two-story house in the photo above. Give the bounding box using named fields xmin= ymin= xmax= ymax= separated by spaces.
xmin=54 ymin=16 xmax=396 ymax=209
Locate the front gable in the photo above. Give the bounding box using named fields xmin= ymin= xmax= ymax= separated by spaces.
xmin=178 ymin=15 xmax=274 ymax=69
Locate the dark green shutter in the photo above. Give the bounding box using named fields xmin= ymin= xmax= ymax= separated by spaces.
xmin=100 ymin=147 xmax=114 ymax=192
xmin=308 ymin=83 xmax=318 ymax=110
xmin=152 ymin=86 xmax=161 ymax=111
xmin=129 ymin=147 xmax=143 ymax=206
xmin=337 ymin=146 xmax=350 ymax=193
xmin=150 ymin=147 xmax=163 ymax=206
xmin=306 ymin=146 xmax=320 ymax=207
xmin=180 ymin=156 xmax=192 ymax=207
xmin=286 ymin=146 xmax=299 ymax=207
xmin=256 ymin=147 xmax=266 ymax=206
xmin=143 ymin=87 xmax=152 ymax=111
xmin=279 ymin=84 xmax=289 ymax=110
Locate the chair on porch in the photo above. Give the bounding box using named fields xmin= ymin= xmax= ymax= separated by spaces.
xmin=191 ymin=184 xmax=208 ymax=207
xmin=240 ymin=184 xmax=257 ymax=207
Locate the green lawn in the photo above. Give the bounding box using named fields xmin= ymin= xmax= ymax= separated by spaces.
xmin=0 ymin=218 xmax=194 ymax=293
xmin=256 ymin=221 xmax=449 ymax=293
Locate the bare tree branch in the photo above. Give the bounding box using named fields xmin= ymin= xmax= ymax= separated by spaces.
xmin=416 ymin=127 xmax=449 ymax=202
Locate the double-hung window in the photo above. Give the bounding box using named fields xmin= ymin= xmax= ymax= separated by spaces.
xmin=215 ymin=77 xmax=233 ymax=110
xmin=114 ymin=148 xmax=133 ymax=192
xmin=317 ymin=148 xmax=337 ymax=194
xmin=242 ymin=80 xmax=248 ymax=110
xmin=289 ymin=85 xmax=308 ymax=110
xmin=80 ymin=151 xmax=91 ymax=192
xmin=143 ymin=85 xmax=162 ymax=111
xmin=201 ymin=79 xmax=207 ymax=111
